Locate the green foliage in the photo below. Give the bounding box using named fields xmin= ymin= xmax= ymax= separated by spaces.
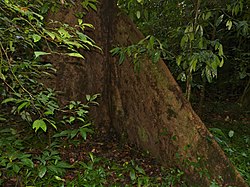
xmin=67 ymin=154 xmax=186 ymax=187
xmin=210 ymin=124 xmax=250 ymax=184
xmin=111 ymin=35 xmax=169 ymax=71
xmin=117 ymin=0 xmax=250 ymax=100
xmin=0 ymin=123 xmax=95 ymax=185
xmin=0 ymin=0 xmax=100 ymax=133
xmin=0 ymin=0 xmax=101 ymax=185
xmin=0 ymin=129 xmax=33 ymax=181
xmin=35 ymin=149 xmax=73 ymax=178
xmin=0 ymin=126 xmax=189 ymax=186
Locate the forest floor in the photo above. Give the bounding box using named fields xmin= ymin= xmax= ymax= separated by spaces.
xmin=0 ymin=100 xmax=249 ymax=186
xmin=59 ymin=99 xmax=250 ymax=186
xmin=196 ymin=100 xmax=250 ymax=185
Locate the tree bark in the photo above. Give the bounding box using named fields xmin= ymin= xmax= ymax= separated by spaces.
xmin=46 ymin=1 xmax=247 ymax=186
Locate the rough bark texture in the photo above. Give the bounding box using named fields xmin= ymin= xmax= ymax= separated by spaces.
xmin=46 ymin=1 xmax=247 ymax=186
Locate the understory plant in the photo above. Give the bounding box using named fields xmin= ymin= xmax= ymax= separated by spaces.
xmin=117 ymin=0 xmax=249 ymax=104
xmin=0 ymin=0 xmax=100 ymax=132
xmin=0 ymin=0 xmax=100 ymax=185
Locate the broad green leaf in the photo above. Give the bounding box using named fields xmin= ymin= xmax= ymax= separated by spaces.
xmin=205 ymin=67 xmax=212 ymax=83
xmin=0 ymin=72 xmax=6 ymax=81
xmin=0 ymin=117 xmax=6 ymax=121
xmin=70 ymin=129 xmax=78 ymax=139
xmin=13 ymin=164 xmax=20 ymax=173
xmin=219 ymin=58 xmax=224 ymax=67
xmin=89 ymin=152 xmax=94 ymax=162
xmin=218 ymin=44 xmax=223 ymax=56
xmin=130 ymin=169 xmax=136 ymax=181
xmin=176 ymin=55 xmax=182 ymax=66
xmin=211 ymin=58 xmax=219 ymax=70
xmin=241 ymin=152 xmax=247 ymax=157
xmin=136 ymin=11 xmax=141 ymax=19
xmin=215 ymin=14 xmax=224 ymax=27
xmin=47 ymin=165 xmax=63 ymax=174
xmin=79 ymin=127 xmax=93 ymax=140
xmin=209 ymin=128 xmax=226 ymax=138
xmin=9 ymin=41 xmax=15 ymax=52
xmin=215 ymin=55 xmax=221 ymax=67
xmin=55 ymin=176 xmax=65 ymax=181
xmin=118 ymin=52 xmax=125 ymax=64
xmin=32 ymin=119 xmax=47 ymax=132
xmin=82 ymin=127 xmax=94 ymax=133
xmin=18 ymin=153 xmax=31 ymax=159
xmin=0 ymin=158 xmax=8 ymax=166
xmin=198 ymin=38 xmax=203 ymax=49
xmin=180 ymin=35 xmax=188 ymax=48
xmin=67 ymin=53 xmax=85 ymax=59
xmin=1 ymin=97 xmax=16 ymax=104
xmin=226 ymin=20 xmax=233 ymax=30
xmin=228 ymin=130 xmax=234 ymax=138
xmin=205 ymin=11 xmax=212 ymax=20
xmin=148 ymin=36 xmax=155 ymax=49
xmin=69 ymin=116 xmax=75 ymax=124
xmin=64 ymin=40 xmax=83 ymax=48
xmin=81 ymin=23 xmax=94 ymax=29
xmin=34 ymin=51 xmax=51 ymax=58
xmin=56 ymin=161 xmax=73 ymax=168
xmin=189 ymin=33 xmax=194 ymax=41
xmin=135 ymin=165 xmax=145 ymax=174
xmin=89 ymin=3 xmax=97 ymax=11
xmin=69 ymin=103 xmax=74 ymax=110
xmin=86 ymin=95 xmax=91 ymax=101
xmin=79 ymin=128 xmax=87 ymax=140
xmin=185 ymin=25 xmax=193 ymax=33
xmin=195 ymin=25 xmax=200 ymax=33
xmin=32 ymin=12 xmax=44 ymax=20
xmin=7 ymin=162 xmax=13 ymax=169
xmin=44 ymin=110 xmax=54 ymax=116
xmin=91 ymin=93 xmax=100 ymax=101
xmin=32 ymin=34 xmax=41 ymax=42
xmin=47 ymin=119 xmax=57 ymax=130
xmin=77 ymin=31 xmax=95 ymax=44
xmin=78 ymin=19 xmax=83 ymax=25
xmin=48 ymin=165 xmax=61 ymax=174
xmin=83 ymin=123 xmax=92 ymax=127
xmin=232 ymin=4 xmax=239 ymax=15
xmin=44 ymin=30 xmax=56 ymax=40
xmin=110 ymin=47 xmax=121 ymax=55
xmin=17 ymin=101 xmax=29 ymax=113
xmin=13 ymin=93 xmax=22 ymax=98
xmin=177 ymin=72 xmax=186 ymax=82
xmin=199 ymin=26 xmax=204 ymax=36
xmin=21 ymin=158 xmax=34 ymax=168
xmin=152 ymin=51 xmax=161 ymax=63
xmin=58 ymin=27 xmax=71 ymax=39
xmin=38 ymin=166 xmax=47 ymax=178
xmin=190 ymin=57 xmax=198 ymax=72
xmin=215 ymin=42 xmax=220 ymax=50
xmin=53 ymin=130 xmax=69 ymax=138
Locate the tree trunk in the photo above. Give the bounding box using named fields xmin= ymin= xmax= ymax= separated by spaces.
xmin=46 ymin=1 xmax=247 ymax=186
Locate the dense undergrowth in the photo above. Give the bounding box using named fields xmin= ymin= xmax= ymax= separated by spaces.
xmin=0 ymin=100 xmax=249 ymax=186
xmin=0 ymin=0 xmax=249 ymax=186
xmin=199 ymin=101 xmax=250 ymax=185
xmin=0 ymin=123 xmax=186 ymax=186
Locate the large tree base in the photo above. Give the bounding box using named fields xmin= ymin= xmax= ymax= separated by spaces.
xmin=45 ymin=1 xmax=247 ymax=186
